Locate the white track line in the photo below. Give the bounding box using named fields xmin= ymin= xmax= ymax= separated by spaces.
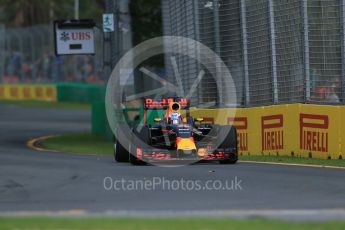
xmin=2 ymin=209 xmax=345 ymax=221
xmin=239 ymin=160 xmax=345 ymax=170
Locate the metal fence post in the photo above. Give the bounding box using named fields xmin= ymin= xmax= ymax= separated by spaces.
xmin=30 ymin=30 xmax=36 ymax=81
xmin=0 ymin=24 xmax=5 ymax=83
xmin=193 ymin=0 xmax=201 ymax=105
xmin=114 ymin=0 xmax=120 ymax=68
xmin=104 ymin=0 xmax=118 ymax=81
xmin=18 ymin=30 xmax=24 ymax=82
xmin=268 ymin=0 xmax=278 ymax=103
xmin=74 ymin=0 xmax=79 ymax=20
xmin=213 ymin=0 xmax=220 ymax=56
xmin=240 ymin=0 xmax=250 ymax=106
xmin=302 ymin=0 xmax=310 ymax=102
xmin=213 ymin=0 xmax=223 ymax=106
xmin=341 ymin=0 xmax=345 ymax=103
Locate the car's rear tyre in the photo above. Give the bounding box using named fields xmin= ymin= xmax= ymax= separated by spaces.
xmin=219 ymin=158 xmax=238 ymax=164
xmin=130 ymin=125 xmax=150 ymax=165
xmin=217 ymin=125 xmax=238 ymax=165
xmin=114 ymin=139 xmax=129 ymax=162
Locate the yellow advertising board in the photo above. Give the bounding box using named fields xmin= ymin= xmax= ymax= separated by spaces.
xmin=227 ymin=108 xmax=253 ymax=155
xmin=340 ymin=106 xmax=345 ymax=159
xmin=298 ymin=105 xmax=340 ymax=159
xmin=0 ymin=84 xmax=57 ymax=101
xmin=191 ymin=103 xmax=344 ymax=160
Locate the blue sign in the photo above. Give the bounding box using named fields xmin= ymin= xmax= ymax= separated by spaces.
xmin=103 ymin=14 xmax=115 ymax=32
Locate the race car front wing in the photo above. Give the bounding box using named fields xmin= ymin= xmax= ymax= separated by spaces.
xmin=135 ymin=147 xmax=237 ymax=162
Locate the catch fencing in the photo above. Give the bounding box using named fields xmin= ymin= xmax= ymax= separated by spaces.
xmin=0 ymin=24 xmax=104 ymax=84
xmin=162 ymin=0 xmax=345 ymax=107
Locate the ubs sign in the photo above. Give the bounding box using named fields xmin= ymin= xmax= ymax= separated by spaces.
xmin=54 ymin=19 xmax=95 ymax=55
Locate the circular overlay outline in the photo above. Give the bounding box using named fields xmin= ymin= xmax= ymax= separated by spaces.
xmin=106 ymin=36 xmax=237 ymax=167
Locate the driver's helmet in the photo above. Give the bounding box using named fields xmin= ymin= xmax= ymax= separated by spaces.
xmin=168 ymin=111 xmax=182 ymax=125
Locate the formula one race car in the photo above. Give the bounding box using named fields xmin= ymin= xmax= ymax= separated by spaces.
xmin=114 ymin=98 xmax=238 ymax=165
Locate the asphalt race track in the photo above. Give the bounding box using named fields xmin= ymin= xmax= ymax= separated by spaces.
xmin=1 ymin=104 xmax=345 ymax=220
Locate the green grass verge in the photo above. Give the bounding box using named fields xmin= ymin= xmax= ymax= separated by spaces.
xmin=40 ymin=133 xmax=113 ymax=155
xmin=240 ymin=155 xmax=345 ymax=168
xmin=40 ymin=132 xmax=345 ymax=168
xmin=0 ymin=100 xmax=90 ymax=110
xmin=0 ymin=217 xmax=345 ymax=230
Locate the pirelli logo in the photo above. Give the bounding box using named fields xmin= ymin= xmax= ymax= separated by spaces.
xmin=261 ymin=114 xmax=284 ymax=151
xmin=300 ymin=114 xmax=328 ymax=152
xmin=23 ymin=87 xmax=32 ymax=98
xmin=0 ymin=86 xmax=4 ymax=98
xmin=228 ymin=117 xmax=248 ymax=151
xmin=9 ymin=86 xmax=19 ymax=98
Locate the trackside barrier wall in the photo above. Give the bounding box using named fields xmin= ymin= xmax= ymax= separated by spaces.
xmin=1 ymin=83 xmax=109 ymax=139
xmin=190 ymin=104 xmax=343 ymax=160
xmin=3 ymin=84 xmax=342 ymax=160
xmin=102 ymin=103 xmax=344 ymax=159
xmin=0 ymin=84 xmax=57 ymax=101
xmin=92 ymin=102 xmax=113 ymax=140
xmin=0 ymin=83 xmax=106 ymax=103
xmin=56 ymin=83 xmax=106 ymax=103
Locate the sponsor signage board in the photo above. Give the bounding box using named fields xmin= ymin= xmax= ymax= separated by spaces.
xmin=54 ymin=19 xmax=95 ymax=55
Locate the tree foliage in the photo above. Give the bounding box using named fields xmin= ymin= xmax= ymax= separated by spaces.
xmin=0 ymin=0 xmax=104 ymax=27
xmin=130 ymin=0 xmax=162 ymax=46
xmin=130 ymin=0 xmax=163 ymax=67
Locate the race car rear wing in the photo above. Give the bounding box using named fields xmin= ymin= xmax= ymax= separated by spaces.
xmin=143 ymin=97 xmax=190 ymax=125
xmin=144 ymin=98 xmax=190 ymax=110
